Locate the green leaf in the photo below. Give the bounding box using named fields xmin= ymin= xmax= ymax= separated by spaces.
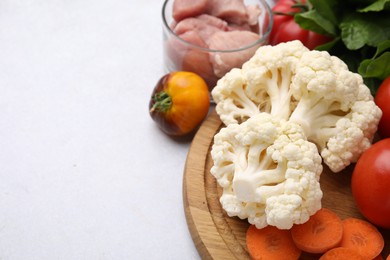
xmin=307 ymin=0 xmax=340 ymax=24
xmin=340 ymin=12 xmax=390 ymax=50
xmin=295 ymin=10 xmax=338 ymax=36
xmin=358 ymin=0 xmax=390 ymax=12
xmin=373 ymin=40 xmax=390 ymax=57
xmin=358 ymin=51 xmax=390 ymax=80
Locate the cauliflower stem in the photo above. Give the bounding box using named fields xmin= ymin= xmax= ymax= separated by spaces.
xmin=233 ymin=144 xmax=285 ymax=203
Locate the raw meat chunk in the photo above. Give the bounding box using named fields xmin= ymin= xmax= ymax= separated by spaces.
xmin=207 ymin=0 xmax=248 ymax=25
xmin=176 ymin=30 xmax=208 ymax=48
xmin=208 ymin=30 xmax=260 ymax=77
xmin=173 ymin=14 xmax=228 ymax=41
xmin=227 ymin=23 xmax=252 ymax=32
xmin=182 ymin=49 xmax=218 ymax=90
xmin=167 ymin=0 xmax=265 ymax=88
xmin=165 ymin=30 xmax=217 ymax=88
xmin=195 ymin=14 xmax=229 ymax=30
xmin=246 ymin=4 xmax=262 ymax=26
xmin=172 ymin=0 xmax=208 ymax=22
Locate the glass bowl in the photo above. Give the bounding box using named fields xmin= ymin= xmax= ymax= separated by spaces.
xmin=162 ymin=0 xmax=273 ymax=90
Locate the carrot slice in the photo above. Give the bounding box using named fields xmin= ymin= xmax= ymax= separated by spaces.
xmin=339 ymin=217 xmax=384 ymax=260
xmin=290 ymin=208 xmax=343 ymax=254
xmin=246 ymin=224 xmax=301 ymax=260
xmin=319 ymin=247 xmax=365 ymax=260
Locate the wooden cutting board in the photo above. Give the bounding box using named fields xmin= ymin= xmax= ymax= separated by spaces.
xmin=183 ymin=109 xmax=390 ymax=260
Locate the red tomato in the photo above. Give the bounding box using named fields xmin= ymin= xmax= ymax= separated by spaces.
xmin=375 ymin=76 xmax=390 ymax=138
xmin=269 ymin=0 xmax=332 ymax=50
xmin=351 ymin=138 xmax=390 ymax=229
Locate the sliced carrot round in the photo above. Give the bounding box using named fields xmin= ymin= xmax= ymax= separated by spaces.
xmin=319 ymin=247 xmax=365 ymax=260
xmin=339 ymin=217 xmax=384 ymax=260
xmin=290 ymin=208 xmax=343 ymax=254
xmin=246 ymin=224 xmax=301 ymax=260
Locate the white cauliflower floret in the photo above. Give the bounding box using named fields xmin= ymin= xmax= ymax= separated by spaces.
xmin=211 ymin=69 xmax=259 ymax=124
xmin=211 ymin=40 xmax=382 ymax=172
xmin=210 ymin=112 xmax=323 ymax=230
xmin=212 ymin=41 xmax=307 ymax=124
xmin=289 ymin=50 xmax=382 ymax=172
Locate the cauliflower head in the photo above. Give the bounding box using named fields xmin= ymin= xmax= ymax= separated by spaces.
xmin=211 ymin=40 xmax=382 ymax=172
xmin=210 ymin=112 xmax=323 ymax=230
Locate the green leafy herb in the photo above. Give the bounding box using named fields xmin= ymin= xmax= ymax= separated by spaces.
xmin=358 ymin=0 xmax=390 ymax=12
xmin=340 ymin=12 xmax=390 ymax=50
xmin=358 ymin=40 xmax=390 ymax=80
xmin=295 ymin=10 xmax=338 ymax=35
xmin=294 ymin=0 xmax=390 ymax=95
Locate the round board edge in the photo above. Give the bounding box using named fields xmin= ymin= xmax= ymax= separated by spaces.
xmin=182 ymin=109 xmax=237 ymax=259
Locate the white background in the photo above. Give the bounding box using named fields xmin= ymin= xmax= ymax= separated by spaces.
xmin=0 ymin=0 xmax=201 ymax=259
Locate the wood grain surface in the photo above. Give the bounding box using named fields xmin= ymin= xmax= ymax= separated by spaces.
xmin=183 ymin=109 xmax=390 ymax=260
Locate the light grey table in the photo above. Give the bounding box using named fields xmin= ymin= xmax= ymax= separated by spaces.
xmin=0 ymin=1 xmax=199 ymax=259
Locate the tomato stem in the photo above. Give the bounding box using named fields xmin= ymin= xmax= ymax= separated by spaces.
xmin=150 ymin=91 xmax=172 ymax=113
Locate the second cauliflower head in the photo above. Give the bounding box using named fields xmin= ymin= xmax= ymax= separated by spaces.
xmin=210 ymin=112 xmax=323 ymax=230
